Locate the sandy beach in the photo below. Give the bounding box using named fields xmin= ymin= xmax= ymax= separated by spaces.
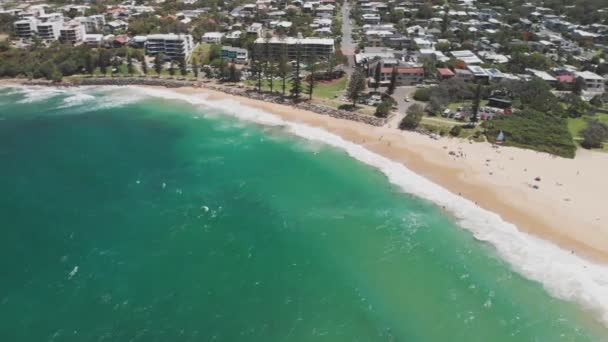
xmin=169 ymin=85 xmax=608 ymax=264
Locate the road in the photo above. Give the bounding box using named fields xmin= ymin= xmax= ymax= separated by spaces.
xmin=387 ymin=86 xmax=421 ymax=128
xmin=340 ymin=1 xmax=355 ymax=76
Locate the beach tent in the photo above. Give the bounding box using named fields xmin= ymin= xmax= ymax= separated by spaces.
xmin=496 ymin=130 xmax=505 ymax=144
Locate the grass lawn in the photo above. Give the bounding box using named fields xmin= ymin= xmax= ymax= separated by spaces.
xmin=244 ymin=77 xmax=347 ymax=100
xmin=567 ymin=113 xmax=608 ymax=151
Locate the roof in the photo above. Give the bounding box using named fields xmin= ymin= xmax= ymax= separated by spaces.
xmin=381 ymin=67 xmax=424 ymax=74
xmin=437 ymin=68 xmax=455 ymax=76
xmin=556 ymin=74 xmax=575 ymax=83
xmin=254 ymin=37 xmax=334 ymax=45
xmin=575 ymin=71 xmax=604 ymax=80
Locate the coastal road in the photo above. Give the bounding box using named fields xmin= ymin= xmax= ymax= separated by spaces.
xmin=340 ymin=1 xmax=355 ymax=76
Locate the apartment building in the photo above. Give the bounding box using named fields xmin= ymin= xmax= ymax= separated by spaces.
xmin=76 ymin=14 xmax=105 ymax=33
xmin=36 ymin=21 xmax=62 ymax=41
xmin=145 ymin=34 xmax=194 ymax=60
xmin=574 ymin=71 xmax=606 ymax=93
xmin=60 ymin=21 xmax=85 ymax=44
xmin=14 ymin=18 xmax=37 ymax=38
xmin=253 ymin=37 xmax=335 ymax=60
xmin=221 ymin=46 xmax=248 ymax=63
xmin=378 ymin=67 xmax=425 ymax=86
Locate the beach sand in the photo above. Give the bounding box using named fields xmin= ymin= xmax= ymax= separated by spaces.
xmin=171 ymin=85 xmax=608 ymax=263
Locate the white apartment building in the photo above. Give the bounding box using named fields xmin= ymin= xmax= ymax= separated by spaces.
xmin=76 ymin=14 xmax=105 ymax=33
xmin=60 ymin=21 xmax=85 ymax=44
xmin=202 ymin=32 xmax=224 ymax=44
xmin=253 ymin=37 xmax=335 ymax=60
xmin=14 ymin=18 xmax=37 ymax=38
xmin=145 ymin=34 xmax=194 ymax=60
xmin=574 ymin=71 xmax=605 ymax=93
xmin=36 ymin=21 xmax=62 ymax=41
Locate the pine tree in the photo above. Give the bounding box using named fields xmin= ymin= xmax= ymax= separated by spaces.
xmin=126 ymin=53 xmax=134 ymax=75
xmin=307 ymin=57 xmax=317 ymax=100
xmin=347 ymin=68 xmax=367 ymax=106
xmin=169 ymin=60 xmax=176 ymax=76
xmin=192 ymin=59 xmax=199 ymax=78
xmin=373 ymin=62 xmax=382 ymax=91
xmin=266 ymin=61 xmax=276 ymax=93
xmin=386 ymin=67 xmax=397 ymax=95
xmin=278 ymin=47 xmax=290 ymax=96
xmin=141 ymin=55 xmax=148 ymax=75
xmin=290 ymin=44 xmax=302 ymax=99
xmin=179 ymin=58 xmax=187 ymax=76
xmin=229 ymin=63 xmax=239 ymax=82
xmin=470 ymin=82 xmax=482 ymax=123
xmin=154 ymin=53 xmax=164 ymax=75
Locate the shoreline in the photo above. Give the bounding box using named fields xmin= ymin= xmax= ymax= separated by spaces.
xmin=175 ymin=85 xmax=608 ymax=264
xmin=4 ymin=79 xmax=608 ymax=325
xmin=3 ymin=78 xmax=608 ymax=263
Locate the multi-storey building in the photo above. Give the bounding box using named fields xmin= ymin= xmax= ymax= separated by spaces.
xmin=221 ymin=46 xmax=249 ymax=63
xmin=60 ymin=21 xmax=85 ymax=44
xmin=145 ymin=34 xmax=194 ymax=60
xmin=253 ymin=37 xmax=335 ymax=60
xmin=14 ymin=18 xmax=37 ymax=39
xmin=574 ymin=71 xmax=606 ymax=93
xmin=36 ymin=21 xmax=62 ymax=41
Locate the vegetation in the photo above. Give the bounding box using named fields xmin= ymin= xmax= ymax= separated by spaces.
xmin=347 ymin=68 xmax=367 ymax=106
xmin=449 ymin=125 xmax=462 ymax=137
xmin=400 ymin=104 xmax=424 ymax=130
xmin=581 ymin=120 xmax=608 ymax=149
xmin=374 ymin=100 xmax=392 ymax=118
xmin=483 ymin=109 xmax=576 ymax=158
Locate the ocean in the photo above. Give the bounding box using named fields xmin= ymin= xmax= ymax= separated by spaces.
xmin=0 ymin=85 xmax=607 ymax=341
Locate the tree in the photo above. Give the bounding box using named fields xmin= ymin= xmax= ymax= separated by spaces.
xmin=441 ymin=6 xmax=450 ymax=34
xmin=450 ymin=125 xmax=462 ymax=137
xmin=218 ymin=58 xmax=227 ymax=80
xmin=266 ymin=61 xmax=276 ymax=92
xmin=581 ymin=120 xmax=608 ymax=149
xmin=154 ymin=53 xmax=164 ymax=75
xmin=84 ymin=51 xmax=95 ymax=75
xmin=386 ymin=67 xmax=397 ymax=95
xmin=141 ymin=55 xmax=148 ymax=75
xmin=375 ymin=100 xmax=392 ymax=118
xmin=347 ymin=68 xmax=366 ymax=106
xmin=169 ymin=60 xmax=176 ymax=76
xmin=277 ymin=51 xmax=290 ymax=96
xmin=192 ymin=59 xmax=198 ymax=78
xmin=290 ymin=44 xmax=303 ymax=99
xmin=400 ymin=104 xmax=424 ymax=130
xmin=126 ymin=53 xmax=134 ymax=75
xmin=470 ymin=82 xmax=482 ymax=122
xmin=573 ymin=76 xmax=587 ymax=95
xmin=228 ymin=63 xmax=240 ymax=82
xmin=306 ymin=57 xmax=317 ymax=100
xmin=98 ymin=49 xmax=112 ymax=75
xmin=179 ymin=58 xmax=187 ymax=76
xmin=373 ymin=62 xmax=382 ymax=91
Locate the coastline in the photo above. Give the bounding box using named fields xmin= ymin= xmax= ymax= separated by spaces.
xmin=174 ymin=85 xmax=608 ymax=264
xmin=2 ymin=78 xmax=608 ymax=262
xmin=3 ymin=79 xmax=608 ymax=325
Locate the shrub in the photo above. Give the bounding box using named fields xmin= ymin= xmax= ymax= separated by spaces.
xmin=450 ymin=125 xmax=462 ymax=137
xmin=483 ymin=109 xmax=576 ymax=158
xmin=374 ymin=100 xmax=392 ymax=118
xmin=413 ymin=87 xmax=431 ymax=101
xmin=581 ymin=120 xmax=608 ymax=149
xmin=400 ymin=104 xmax=424 ymax=130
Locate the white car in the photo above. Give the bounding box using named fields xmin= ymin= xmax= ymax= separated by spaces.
xmin=404 ymin=96 xmax=410 ymax=102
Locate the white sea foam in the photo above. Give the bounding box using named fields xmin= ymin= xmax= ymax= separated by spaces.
xmin=14 ymin=86 xmax=65 ymax=104
xmin=122 ymin=86 xmax=608 ymax=325
xmin=4 ymin=84 xmax=608 ymax=325
xmin=58 ymin=92 xmax=96 ymax=109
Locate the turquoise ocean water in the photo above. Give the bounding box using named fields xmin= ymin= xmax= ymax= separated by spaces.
xmin=0 ymin=86 xmax=606 ymax=341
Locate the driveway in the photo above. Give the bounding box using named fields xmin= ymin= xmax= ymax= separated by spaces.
xmin=387 ymin=86 xmax=422 ymax=128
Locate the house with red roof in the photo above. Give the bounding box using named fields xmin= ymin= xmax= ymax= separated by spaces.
xmin=437 ymin=68 xmax=455 ymax=80
xmin=378 ymin=67 xmax=425 ymax=86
